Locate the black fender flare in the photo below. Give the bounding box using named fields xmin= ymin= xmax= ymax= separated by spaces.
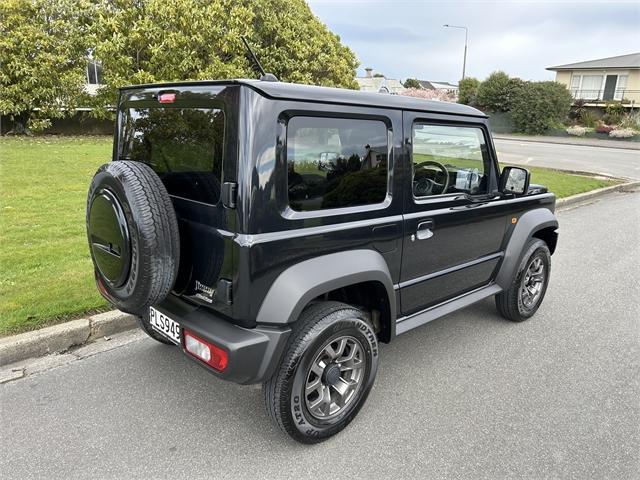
xmin=256 ymin=249 xmax=396 ymax=329
xmin=495 ymin=208 xmax=558 ymax=289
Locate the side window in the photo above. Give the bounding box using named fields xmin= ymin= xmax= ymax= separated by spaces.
xmin=287 ymin=116 xmax=388 ymax=211
xmin=412 ymin=124 xmax=490 ymax=198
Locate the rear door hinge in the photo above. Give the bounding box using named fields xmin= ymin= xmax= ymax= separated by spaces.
xmin=215 ymin=279 xmax=233 ymax=305
xmin=221 ymin=182 xmax=237 ymax=209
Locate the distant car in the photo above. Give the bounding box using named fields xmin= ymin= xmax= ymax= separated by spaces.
xmin=86 ymin=79 xmax=558 ymax=443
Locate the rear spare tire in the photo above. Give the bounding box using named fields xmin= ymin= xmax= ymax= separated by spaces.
xmin=86 ymin=161 xmax=180 ymax=315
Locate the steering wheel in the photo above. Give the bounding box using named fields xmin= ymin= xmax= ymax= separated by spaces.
xmin=414 ymin=160 xmax=450 ymax=196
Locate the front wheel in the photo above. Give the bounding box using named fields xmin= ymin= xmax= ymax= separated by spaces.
xmin=496 ymin=238 xmax=551 ymax=322
xmin=263 ymin=301 xmax=379 ymax=443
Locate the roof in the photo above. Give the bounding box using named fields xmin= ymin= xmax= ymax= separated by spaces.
xmin=418 ymin=80 xmax=459 ymax=90
xmin=547 ymin=52 xmax=640 ymax=71
xmin=121 ymin=79 xmax=486 ymax=117
xmin=355 ymin=76 xmax=405 ymax=94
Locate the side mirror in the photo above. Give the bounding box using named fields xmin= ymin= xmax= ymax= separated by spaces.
xmin=499 ymin=166 xmax=530 ymax=196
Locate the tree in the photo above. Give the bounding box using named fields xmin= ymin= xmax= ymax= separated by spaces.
xmin=403 ymin=78 xmax=422 ymax=89
xmin=90 ymin=0 xmax=359 ymax=117
xmin=1 ymin=0 xmax=359 ymax=129
xmin=510 ymin=81 xmax=573 ymax=134
xmin=457 ymin=77 xmax=480 ymax=106
xmin=0 ymin=0 xmax=95 ymax=132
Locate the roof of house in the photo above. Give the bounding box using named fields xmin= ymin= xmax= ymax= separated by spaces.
xmin=120 ymin=79 xmax=486 ymax=118
xmin=547 ymin=52 xmax=640 ymax=71
xmin=418 ymin=80 xmax=459 ymax=90
xmin=355 ymin=76 xmax=406 ymax=94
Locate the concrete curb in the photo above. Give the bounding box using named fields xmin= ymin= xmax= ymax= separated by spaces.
xmin=0 ymin=311 xmax=137 ymax=366
xmin=556 ymin=180 xmax=640 ymax=208
xmin=494 ymin=134 xmax=640 ymax=151
xmin=1 ymin=181 xmax=638 ymax=367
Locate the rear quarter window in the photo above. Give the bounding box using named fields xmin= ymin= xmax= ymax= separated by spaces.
xmin=119 ymin=107 xmax=225 ymax=204
xmin=286 ymin=116 xmax=388 ymax=211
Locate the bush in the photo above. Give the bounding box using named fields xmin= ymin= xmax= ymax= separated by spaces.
xmin=619 ymin=112 xmax=640 ymax=130
xmin=476 ymin=71 xmax=512 ymax=111
xmin=604 ymin=102 xmax=625 ymax=124
xmin=403 ymin=78 xmax=422 ymax=89
xmin=511 ymin=81 xmax=574 ymax=134
xmin=609 ymin=128 xmax=636 ymax=138
xmin=580 ymin=110 xmax=598 ymax=128
xmin=595 ymin=123 xmax=614 ymax=134
xmin=458 ymin=77 xmax=480 ymax=106
xmin=566 ymin=126 xmax=587 ymax=136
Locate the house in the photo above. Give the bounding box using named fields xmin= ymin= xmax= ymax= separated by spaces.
xmin=355 ymin=68 xmax=405 ymax=94
xmin=417 ymin=80 xmax=459 ymax=98
xmin=547 ymin=52 xmax=640 ymax=106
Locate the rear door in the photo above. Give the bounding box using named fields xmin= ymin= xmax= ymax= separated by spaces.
xmin=399 ymin=113 xmax=506 ymax=315
xmin=116 ymin=84 xmax=239 ymax=315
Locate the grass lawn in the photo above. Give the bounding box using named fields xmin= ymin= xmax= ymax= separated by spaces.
xmin=0 ymin=136 xmax=619 ymax=336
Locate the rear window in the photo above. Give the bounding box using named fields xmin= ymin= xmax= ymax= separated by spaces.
xmin=118 ymin=107 xmax=224 ymax=204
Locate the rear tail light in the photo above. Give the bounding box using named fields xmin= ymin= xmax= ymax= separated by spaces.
xmin=183 ymin=330 xmax=228 ymax=372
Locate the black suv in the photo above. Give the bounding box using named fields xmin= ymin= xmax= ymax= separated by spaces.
xmin=86 ymin=79 xmax=558 ymax=443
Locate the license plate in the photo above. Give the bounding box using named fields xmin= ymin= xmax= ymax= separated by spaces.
xmin=149 ymin=307 xmax=181 ymax=344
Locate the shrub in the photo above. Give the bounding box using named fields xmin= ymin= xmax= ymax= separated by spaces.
xmin=511 ymin=81 xmax=574 ymax=134
xmin=476 ymin=71 xmax=512 ymax=111
xmin=605 ymin=102 xmax=625 ymax=124
xmin=566 ymin=126 xmax=587 ymax=136
xmin=595 ymin=123 xmax=614 ymax=134
xmin=619 ymin=112 xmax=640 ymax=130
xmin=458 ymin=77 xmax=480 ymax=106
xmin=403 ymin=78 xmax=422 ymax=89
xmin=609 ymin=128 xmax=636 ymax=138
xmin=570 ymin=99 xmax=587 ymax=121
xmin=580 ymin=110 xmax=598 ymax=128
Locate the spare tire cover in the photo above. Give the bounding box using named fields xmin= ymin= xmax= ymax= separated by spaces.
xmin=86 ymin=161 xmax=180 ymax=315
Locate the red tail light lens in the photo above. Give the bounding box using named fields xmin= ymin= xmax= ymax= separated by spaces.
xmin=158 ymin=92 xmax=176 ymax=104
xmin=183 ymin=330 xmax=228 ymax=371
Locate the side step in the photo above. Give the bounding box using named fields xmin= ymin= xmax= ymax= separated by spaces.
xmin=395 ymin=284 xmax=502 ymax=336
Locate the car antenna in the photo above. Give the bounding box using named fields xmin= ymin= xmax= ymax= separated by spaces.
xmin=241 ymin=36 xmax=278 ymax=82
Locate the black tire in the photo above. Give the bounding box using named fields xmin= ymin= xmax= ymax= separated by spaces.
xmin=496 ymin=238 xmax=551 ymax=322
xmin=86 ymin=161 xmax=180 ymax=316
xmin=137 ymin=311 xmax=176 ymax=345
xmin=263 ymin=301 xmax=379 ymax=444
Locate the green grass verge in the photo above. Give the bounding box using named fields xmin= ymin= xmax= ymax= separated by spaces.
xmin=0 ymin=136 xmax=619 ymax=336
xmin=0 ymin=136 xmax=111 ymax=335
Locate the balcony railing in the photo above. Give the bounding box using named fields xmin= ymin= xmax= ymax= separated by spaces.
xmin=570 ymin=89 xmax=639 ymax=104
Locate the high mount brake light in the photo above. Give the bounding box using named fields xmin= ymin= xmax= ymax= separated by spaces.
xmin=158 ymin=92 xmax=176 ymax=104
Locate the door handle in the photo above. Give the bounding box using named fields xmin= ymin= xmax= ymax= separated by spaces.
xmin=416 ymin=220 xmax=434 ymax=240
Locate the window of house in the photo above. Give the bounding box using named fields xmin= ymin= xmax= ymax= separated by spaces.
xmin=412 ymin=124 xmax=490 ymax=198
xmin=614 ymin=75 xmax=628 ymax=101
xmin=570 ymin=74 xmax=581 ymax=97
xmin=287 ymin=116 xmax=388 ymax=211
xmin=580 ymin=75 xmax=603 ymax=100
xmin=87 ymin=60 xmax=103 ymax=85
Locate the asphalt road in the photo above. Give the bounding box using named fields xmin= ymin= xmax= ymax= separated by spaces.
xmin=2 ymin=190 xmax=639 ymax=480
xmin=494 ymin=138 xmax=640 ymax=179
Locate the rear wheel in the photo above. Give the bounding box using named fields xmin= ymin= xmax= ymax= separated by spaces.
xmin=263 ymin=301 xmax=379 ymax=443
xmin=496 ymin=238 xmax=551 ymax=322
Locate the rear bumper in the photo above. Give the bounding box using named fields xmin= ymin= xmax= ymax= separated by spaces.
xmin=149 ymin=295 xmax=290 ymax=384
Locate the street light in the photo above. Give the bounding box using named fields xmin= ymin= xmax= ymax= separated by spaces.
xmin=443 ymin=24 xmax=468 ymax=80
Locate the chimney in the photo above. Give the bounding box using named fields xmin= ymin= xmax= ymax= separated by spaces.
xmin=365 ymin=68 xmax=373 ymax=78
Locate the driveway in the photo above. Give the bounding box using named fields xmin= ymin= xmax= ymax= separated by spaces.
xmin=494 ymin=138 xmax=640 ymax=179
xmin=1 ymin=190 xmax=639 ymax=480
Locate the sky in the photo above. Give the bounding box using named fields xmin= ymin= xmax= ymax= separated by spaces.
xmin=307 ymin=0 xmax=640 ymax=84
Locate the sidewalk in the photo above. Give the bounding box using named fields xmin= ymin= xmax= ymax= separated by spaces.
xmin=494 ymin=134 xmax=640 ymax=150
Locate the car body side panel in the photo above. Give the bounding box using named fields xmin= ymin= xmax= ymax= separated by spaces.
xmin=232 ymin=90 xmax=406 ymax=327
